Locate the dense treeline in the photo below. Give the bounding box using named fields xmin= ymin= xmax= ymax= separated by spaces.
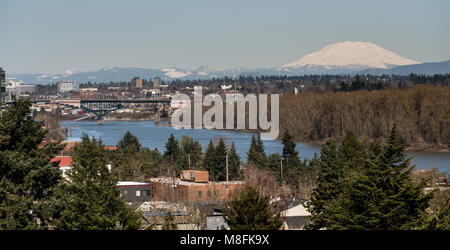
xmin=69 ymin=73 xmax=450 ymax=96
xmin=163 ymin=73 xmax=449 ymax=95
xmin=280 ymin=85 xmax=450 ymax=150
xmin=111 ymin=132 xmax=242 ymax=182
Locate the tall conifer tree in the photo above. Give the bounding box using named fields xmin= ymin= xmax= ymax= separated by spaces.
xmin=224 ymin=186 xmax=282 ymax=230
xmin=0 ymin=99 xmax=63 ymax=229
xmin=52 ymin=135 xmax=141 ymax=230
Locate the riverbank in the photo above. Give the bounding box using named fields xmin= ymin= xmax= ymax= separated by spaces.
xmin=60 ymin=112 xmax=167 ymax=122
xmin=294 ymin=137 xmax=450 ymax=153
xmin=204 ymin=126 xmax=450 ymax=153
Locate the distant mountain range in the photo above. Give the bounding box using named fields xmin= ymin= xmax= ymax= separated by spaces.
xmin=359 ymin=60 xmax=450 ymax=75
xmin=6 ymin=41 xmax=450 ymax=84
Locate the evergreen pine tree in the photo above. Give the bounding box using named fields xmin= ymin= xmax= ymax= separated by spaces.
xmin=116 ymin=131 xmax=144 ymax=180
xmin=281 ymin=130 xmax=303 ymax=190
xmin=337 ymin=131 xmax=367 ymax=170
xmin=180 ymin=136 xmax=203 ymax=170
xmin=139 ymin=147 xmax=162 ymax=178
xmin=227 ymin=142 xmax=242 ymax=180
xmin=255 ymin=134 xmax=265 ymax=156
xmin=247 ymin=135 xmax=267 ymax=168
xmin=203 ymin=140 xmax=216 ymax=178
xmin=117 ymin=131 xmax=141 ymax=154
xmin=281 ymin=130 xmax=297 ymax=162
xmin=52 ymin=135 xmax=141 ymax=230
xmin=164 ymin=134 xmax=180 ymax=163
xmin=309 ymin=126 xmax=432 ymax=230
xmin=0 ymin=99 xmax=63 ymax=229
xmin=224 ymin=186 xmax=282 ymax=230
xmin=305 ymin=139 xmax=341 ymax=230
xmin=213 ymin=138 xmax=227 ymax=181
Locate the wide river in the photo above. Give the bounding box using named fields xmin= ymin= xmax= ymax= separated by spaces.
xmin=61 ymin=120 xmax=450 ymax=175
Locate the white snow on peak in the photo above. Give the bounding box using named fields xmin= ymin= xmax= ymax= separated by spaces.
xmin=281 ymin=41 xmax=419 ymax=69
xmin=161 ymin=68 xmax=192 ymax=78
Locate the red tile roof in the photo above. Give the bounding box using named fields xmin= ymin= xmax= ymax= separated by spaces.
xmin=104 ymin=145 xmax=118 ymax=151
xmin=51 ymin=156 xmax=73 ymax=167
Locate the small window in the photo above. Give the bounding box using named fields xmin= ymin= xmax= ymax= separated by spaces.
xmin=146 ymin=190 xmax=151 ymax=196
xmin=198 ymin=191 xmax=202 ymax=198
xmin=136 ymin=190 xmax=140 ymax=197
xmin=190 ymin=172 xmax=195 ymax=181
xmin=207 ymin=191 xmax=211 ymax=197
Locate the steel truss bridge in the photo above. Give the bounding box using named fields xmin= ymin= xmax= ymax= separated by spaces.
xmin=11 ymin=98 xmax=172 ymax=123
xmin=79 ymin=99 xmax=171 ymax=121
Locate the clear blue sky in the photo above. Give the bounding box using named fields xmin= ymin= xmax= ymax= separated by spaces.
xmin=1 ymin=0 xmax=449 ymax=74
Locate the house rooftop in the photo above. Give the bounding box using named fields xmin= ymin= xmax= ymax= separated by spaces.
xmin=150 ymin=177 xmax=244 ymax=186
xmin=117 ymin=181 xmax=151 ymax=186
xmin=50 ymin=156 xmax=72 ymax=167
xmin=282 ymin=203 xmax=310 ymax=217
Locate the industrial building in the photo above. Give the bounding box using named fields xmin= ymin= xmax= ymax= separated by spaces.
xmin=150 ymin=170 xmax=244 ymax=203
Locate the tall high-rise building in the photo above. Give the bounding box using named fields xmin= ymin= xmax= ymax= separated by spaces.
xmin=132 ymin=77 xmax=143 ymax=88
xmin=0 ymin=67 xmax=5 ymax=108
xmin=153 ymin=76 xmax=161 ymax=88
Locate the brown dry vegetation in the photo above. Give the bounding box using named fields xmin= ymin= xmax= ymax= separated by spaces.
xmin=280 ymin=85 xmax=450 ymax=151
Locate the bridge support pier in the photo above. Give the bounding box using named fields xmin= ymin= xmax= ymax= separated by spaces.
xmin=97 ymin=119 xmax=104 ymax=125
xmin=154 ymin=108 xmax=161 ymax=125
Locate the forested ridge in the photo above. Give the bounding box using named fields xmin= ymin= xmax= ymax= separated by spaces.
xmin=280 ymin=85 xmax=449 ymax=151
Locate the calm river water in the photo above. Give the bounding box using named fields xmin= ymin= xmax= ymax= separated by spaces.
xmin=61 ymin=120 xmax=450 ymax=175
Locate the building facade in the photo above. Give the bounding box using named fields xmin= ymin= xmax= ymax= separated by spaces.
xmin=117 ymin=181 xmax=153 ymax=202
xmin=0 ymin=68 xmax=5 ymax=108
xmin=6 ymin=82 xmax=36 ymax=99
xmin=150 ymin=170 xmax=244 ymax=203
xmin=153 ymin=76 xmax=161 ymax=88
xmin=132 ymin=77 xmax=143 ymax=88
xmin=58 ymin=81 xmax=80 ymax=93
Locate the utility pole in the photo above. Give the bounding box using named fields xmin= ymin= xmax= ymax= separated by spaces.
xmin=226 ymin=154 xmax=229 ymax=185
xmin=188 ymin=153 xmax=190 ymax=169
xmin=226 ymin=153 xmax=229 ymax=200
xmin=280 ymin=158 xmax=284 ymax=184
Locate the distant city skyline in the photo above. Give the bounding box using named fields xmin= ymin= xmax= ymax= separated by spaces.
xmin=0 ymin=0 xmax=449 ymax=74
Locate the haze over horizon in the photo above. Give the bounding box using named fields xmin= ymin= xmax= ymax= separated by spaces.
xmin=1 ymin=0 xmax=449 ymax=74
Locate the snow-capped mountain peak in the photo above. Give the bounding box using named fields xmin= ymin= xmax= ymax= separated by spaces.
xmin=281 ymin=41 xmax=419 ymax=69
